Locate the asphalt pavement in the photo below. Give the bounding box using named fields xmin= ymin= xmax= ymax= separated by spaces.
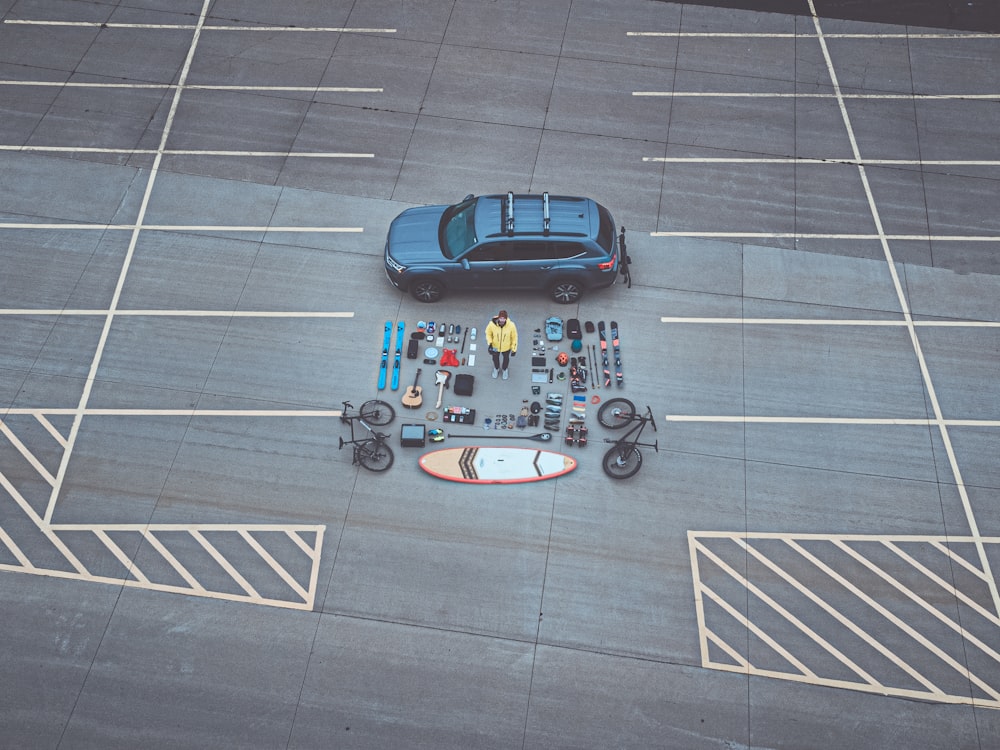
xmin=1 ymin=1 xmax=999 ymax=748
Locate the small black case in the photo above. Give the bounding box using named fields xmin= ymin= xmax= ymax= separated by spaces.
xmin=453 ymin=373 xmax=475 ymax=396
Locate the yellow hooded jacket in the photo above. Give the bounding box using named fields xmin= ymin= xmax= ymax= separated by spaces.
xmin=485 ymin=316 xmax=518 ymax=354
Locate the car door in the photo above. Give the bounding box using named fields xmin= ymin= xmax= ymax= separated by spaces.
xmin=460 ymin=241 xmax=508 ymax=289
xmin=503 ymin=240 xmax=557 ymax=289
xmin=552 ymin=241 xmax=590 ymax=277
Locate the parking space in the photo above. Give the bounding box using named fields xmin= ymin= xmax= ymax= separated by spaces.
xmin=1 ymin=0 xmax=999 ymax=747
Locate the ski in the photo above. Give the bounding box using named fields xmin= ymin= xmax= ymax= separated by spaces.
xmin=390 ymin=320 xmax=405 ymax=390
xmin=610 ymin=320 xmax=623 ymax=387
xmin=377 ymin=320 xmax=392 ymax=389
xmin=598 ymin=320 xmax=611 ymax=387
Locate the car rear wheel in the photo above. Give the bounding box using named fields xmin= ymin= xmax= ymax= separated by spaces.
xmin=410 ymin=278 xmax=444 ymax=303
xmin=550 ymin=280 xmax=583 ymax=304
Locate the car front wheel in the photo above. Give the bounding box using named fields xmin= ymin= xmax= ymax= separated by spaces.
xmin=550 ymin=280 xmax=583 ymax=304
xmin=410 ymin=278 xmax=445 ymax=303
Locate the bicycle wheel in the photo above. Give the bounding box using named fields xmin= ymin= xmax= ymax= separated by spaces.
xmin=356 ymin=439 xmax=395 ymax=472
xmin=359 ymin=399 xmax=395 ymax=426
xmin=602 ymin=445 xmax=643 ymax=479
xmin=597 ymin=398 xmax=636 ymax=429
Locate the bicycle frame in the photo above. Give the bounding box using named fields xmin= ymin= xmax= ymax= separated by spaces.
xmin=601 ymin=405 xmax=657 ymax=479
xmin=340 ymin=409 xmax=372 ymax=444
xmin=339 ymin=400 xmax=396 ymax=472
xmin=606 ymin=405 xmax=658 ymax=454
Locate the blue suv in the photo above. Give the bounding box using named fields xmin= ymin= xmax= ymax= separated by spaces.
xmin=384 ymin=192 xmax=626 ymax=303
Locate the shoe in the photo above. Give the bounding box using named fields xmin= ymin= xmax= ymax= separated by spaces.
xmin=492 ymin=368 xmax=499 ymax=378
xmin=502 ymin=369 xmax=509 ymax=380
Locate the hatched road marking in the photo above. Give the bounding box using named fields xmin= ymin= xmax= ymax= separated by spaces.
xmin=0 ymin=412 xmax=329 ymax=609
xmin=690 ymin=531 xmax=1000 ymax=708
xmin=633 ymin=1 xmax=1000 ymax=710
xmin=0 ymin=2 xmax=362 ymax=610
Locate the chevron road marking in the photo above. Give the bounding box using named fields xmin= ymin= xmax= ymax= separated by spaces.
xmin=0 ymin=408 xmax=334 ymax=609
xmin=690 ymin=531 xmax=1000 ymax=708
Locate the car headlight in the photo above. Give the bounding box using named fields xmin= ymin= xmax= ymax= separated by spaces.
xmin=385 ymin=243 xmax=406 ymax=273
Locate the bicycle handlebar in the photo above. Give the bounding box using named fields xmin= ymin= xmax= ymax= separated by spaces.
xmin=644 ymin=405 xmax=658 ymax=432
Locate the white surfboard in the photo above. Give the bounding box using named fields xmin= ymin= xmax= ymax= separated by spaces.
xmin=418 ymin=446 xmax=577 ymax=484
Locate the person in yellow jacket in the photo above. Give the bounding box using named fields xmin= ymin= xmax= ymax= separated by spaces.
xmin=485 ymin=309 xmax=518 ymax=380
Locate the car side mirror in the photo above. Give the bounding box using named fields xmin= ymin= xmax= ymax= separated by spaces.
xmin=463 ymin=194 xmax=474 ymax=201
xmin=461 ymin=258 xmax=470 ymax=270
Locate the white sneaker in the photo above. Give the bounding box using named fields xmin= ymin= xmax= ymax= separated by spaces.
xmin=492 ymin=368 xmax=499 ymax=378
xmin=502 ymin=369 xmax=509 ymax=380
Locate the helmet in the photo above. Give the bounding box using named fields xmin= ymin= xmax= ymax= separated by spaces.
xmin=556 ymin=351 xmax=569 ymax=366
xmin=428 ymin=428 xmax=445 ymax=442
xmin=570 ymin=339 xmax=582 ymax=352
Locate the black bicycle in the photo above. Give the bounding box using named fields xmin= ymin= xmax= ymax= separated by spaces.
xmin=597 ymin=398 xmax=658 ymax=479
xmin=339 ymin=399 xmax=396 ymax=472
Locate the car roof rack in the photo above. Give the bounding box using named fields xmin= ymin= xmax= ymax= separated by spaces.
xmin=499 ymin=191 xmax=577 ymax=237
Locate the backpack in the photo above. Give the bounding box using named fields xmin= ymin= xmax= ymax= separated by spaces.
xmin=545 ymin=316 xmax=563 ymax=341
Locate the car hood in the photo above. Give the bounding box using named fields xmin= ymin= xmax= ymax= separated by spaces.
xmin=387 ymin=205 xmax=448 ymax=263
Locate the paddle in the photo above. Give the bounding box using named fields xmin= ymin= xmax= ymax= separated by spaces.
xmin=447 ymin=432 xmax=552 ymax=442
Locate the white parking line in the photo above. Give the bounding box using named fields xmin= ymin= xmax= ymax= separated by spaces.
xmin=659 ymin=318 xmax=1000 ymax=327
xmin=239 ymin=529 xmax=309 ymax=602
xmin=805 ymin=0 xmax=999 ymax=617
xmin=0 ymin=471 xmax=88 ymax=573
xmin=0 ymin=310 xmax=355 ymax=317
xmin=34 ymin=413 xmax=69 ymax=448
xmin=0 ymin=418 xmax=56 ymax=486
xmin=634 ymin=92 xmax=1000 ymax=99
xmin=644 ymin=157 xmax=1000 ymax=167
xmin=191 ymin=529 xmax=261 ymax=599
xmin=143 ymin=532 xmax=206 ymax=592
xmin=628 ymin=32 xmax=1000 ymax=40
xmin=44 ymin=0 xmax=214 ymax=526
xmin=662 ymin=416 xmax=1000 ymax=427
xmin=0 ymin=527 xmax=34 ymax=569
xmin=3 ymin=409 xmax=343 ymax=417
xmin=4 ymin=20 xmax=397 ymax=33
xmin=0 ymin=81 xmax=382 ymax=92
xmin=651 ymin=232 xmax=1000 ymax=242
xmin=0 ymin=224 xmax=363 ymax=233
xmin=0 ymin=146 xmax=374 ymax=158
xmin=94 ymin=528 xmax=149 ymax=584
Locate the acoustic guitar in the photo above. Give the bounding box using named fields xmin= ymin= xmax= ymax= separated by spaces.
xmin=401 ymin=368 xmax=423 ymax=408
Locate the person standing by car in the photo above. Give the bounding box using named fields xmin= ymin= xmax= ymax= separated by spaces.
xmin=486 ymin=309 xmax=518 ymax=380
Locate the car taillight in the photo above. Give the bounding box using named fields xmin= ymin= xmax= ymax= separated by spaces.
xmin=598 ymin=251 xmax=616 ymax=271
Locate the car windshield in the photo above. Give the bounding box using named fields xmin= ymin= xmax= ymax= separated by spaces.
xmin=439 ymin=198 xmax=478 ymax=258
